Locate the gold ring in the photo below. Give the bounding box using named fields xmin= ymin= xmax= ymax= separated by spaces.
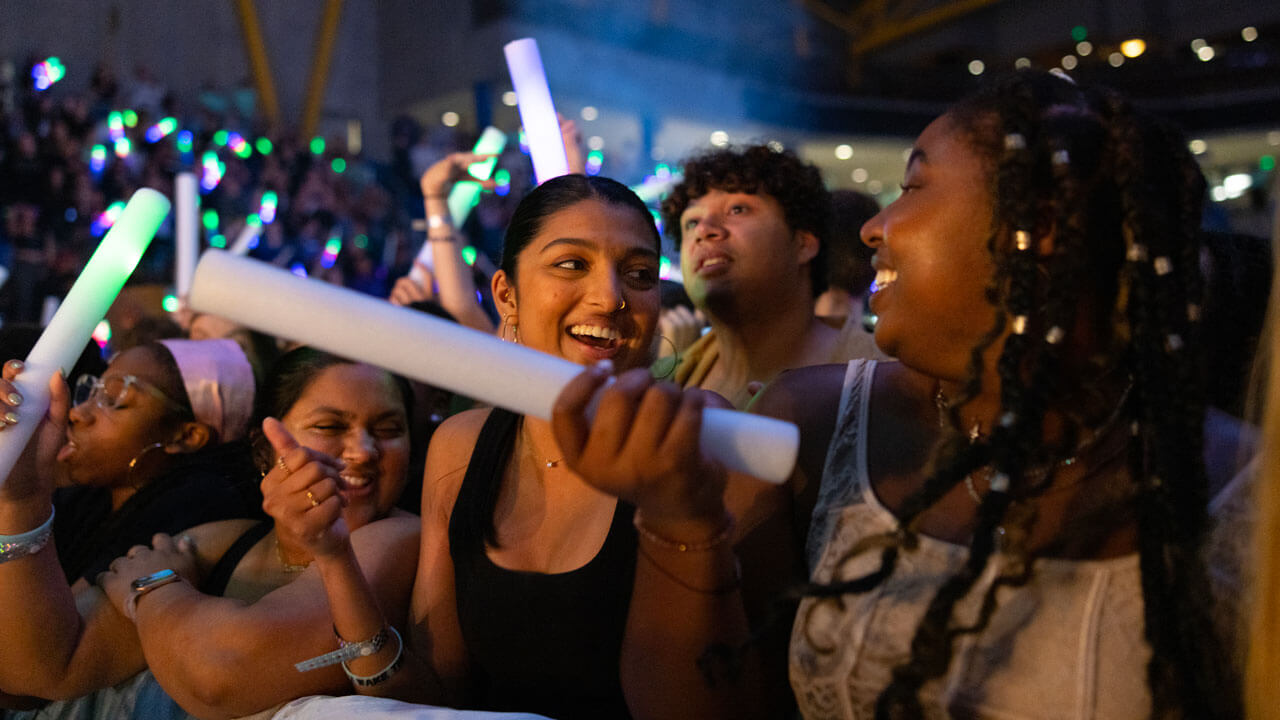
xmin=277 ymin=456 xmax=291 ymax=474
xmin=306 ymin=490 xmax=319 ymax=507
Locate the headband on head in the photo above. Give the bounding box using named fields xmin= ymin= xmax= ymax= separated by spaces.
xmin=158 ymin=338 xmax=256 ymax=442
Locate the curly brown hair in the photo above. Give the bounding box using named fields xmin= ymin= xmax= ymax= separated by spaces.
xmin=661 ymin=144 xmax=830 ymax=296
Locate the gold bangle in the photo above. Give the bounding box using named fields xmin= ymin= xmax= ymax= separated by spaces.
xmin=633 ymin=510 xmax=734 ymax=552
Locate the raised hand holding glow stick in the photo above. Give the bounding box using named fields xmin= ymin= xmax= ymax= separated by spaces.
xmin=190 ymin=252 xmax=798 ymax=482
xmin=0 ymin=189 xmax=171 ymax=486
xmin=504 ymin=38 xmax=569 ymax=184
xmin=410 ymin=128 xmax=506 ymax=284
xmin=174 ymin=172 xmax=198 ymax=298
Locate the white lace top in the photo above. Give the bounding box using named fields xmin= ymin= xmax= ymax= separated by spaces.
xmin=790 ymin=360 xmax=1154 ymax=720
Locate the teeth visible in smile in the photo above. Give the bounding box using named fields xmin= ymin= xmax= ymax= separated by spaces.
xmin=701 ymin=257 xmax=728 ymax=269
xmin=569 ymin=324 xmax=620 ymax=340
xmin=875 ymin=268 xmax=898 ymax=288
xmin=339 ymin=474 xmax=372 ymax=489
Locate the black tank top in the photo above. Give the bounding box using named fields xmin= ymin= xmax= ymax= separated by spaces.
xmin=449 ymin=409 xmax=636 ymax=720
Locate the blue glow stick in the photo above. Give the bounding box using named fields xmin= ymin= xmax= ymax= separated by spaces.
xmin=503 ymin=38 xmax=569 ymax=184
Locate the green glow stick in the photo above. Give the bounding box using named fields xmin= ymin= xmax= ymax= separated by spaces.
xmin=449 ymin=127 xmax=507 ymax=227
xmin=0 ymin=189 xmax=170 ymax=485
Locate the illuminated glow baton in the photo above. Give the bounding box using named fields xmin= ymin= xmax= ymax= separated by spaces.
xmin=503 ymin=38 xmax=569 ymax=184
xmin=190 ymin=252 xmax=798 ymax=483
xmin=0 ymin=189 xmax=170 ymax=485
xmin=228 ymin=216 xmax=262 ymax=256
xmin=411 ymin=127 xmax=507 ymax=284
xmin=449 ymin=127 xmax=507 ymax=227
xmin=174 ymin=172 xmax=199 ymax=299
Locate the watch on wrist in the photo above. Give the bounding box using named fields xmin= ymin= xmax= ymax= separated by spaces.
xmin=124 ymin=569 xmax=182 ymax=621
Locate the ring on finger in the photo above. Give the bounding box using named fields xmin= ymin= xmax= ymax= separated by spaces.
xmin=277 ymin=456 xmax=291 ymax=474
xmin=306 ymin=490 xmax=320 ymax=507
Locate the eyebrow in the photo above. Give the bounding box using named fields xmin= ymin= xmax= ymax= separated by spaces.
xmin=542 ymin=237 xmax=659 ymax=261
xmin=307 ymin=407 xmax=405 ymax=420
xmin=905 ymin=148 xmax=927 ymax=169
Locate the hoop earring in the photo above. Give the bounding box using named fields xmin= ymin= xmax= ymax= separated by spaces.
xmin=651 ymin=335 xmax=680 ymax=379
xmin=127 ymin=442 xmax=168 ymax=487
xmin=617 ymin=298 xmax=627 ymax=312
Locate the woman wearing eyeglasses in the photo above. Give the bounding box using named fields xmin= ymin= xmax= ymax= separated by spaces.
xmin=39 ymin=339 xmax=261 ymax=585
xmin=0 ymin=344 xmax=424 ymax=719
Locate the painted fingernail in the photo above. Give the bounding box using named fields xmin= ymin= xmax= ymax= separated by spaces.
xmin=595 ymin=359 xmax=614 ymax=375
xmin=4 ymin=412 xmax=18 ymax=424
xmin=7 ymin=392 xmax=22 ymax=406
xmin=5 ymin=360 xmax=22 ymax=372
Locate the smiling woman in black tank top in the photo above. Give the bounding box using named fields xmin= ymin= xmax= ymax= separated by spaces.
xmin=265 ymin=173 xmax=664 ymax=719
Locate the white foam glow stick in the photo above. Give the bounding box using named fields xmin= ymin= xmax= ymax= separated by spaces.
xmin=410 ymin=126 xmax=507 ymax=284
xmin=174 ymin=172 xmax=198 ymax=298
xmin=228 ymin=216 xmax=262 ymax=256
xmin=0 ymin=266 xmax=9 ymax=291
xmin=504 ymin=38 xmax=569 ymax=184
xmin=0 ymin=189 xmax=170 ymax=486
xmin=190 ymin=251 xmax=798 ymax=482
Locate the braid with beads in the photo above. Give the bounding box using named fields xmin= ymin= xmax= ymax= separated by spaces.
xmin=799 ymin=70 xmax=1238 ymax=719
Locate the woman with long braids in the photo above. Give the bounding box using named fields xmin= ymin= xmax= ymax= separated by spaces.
xmin=551 ymin=69 xmax=1248 ymax=719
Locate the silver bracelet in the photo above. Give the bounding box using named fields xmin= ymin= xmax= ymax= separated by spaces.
xmin=343 ymin=626 xmax=403 ymax=686
xmin=294 ymin=625 xmax=389 ymax=672
xmin=0 ymin=507 xmax=55 ymax=565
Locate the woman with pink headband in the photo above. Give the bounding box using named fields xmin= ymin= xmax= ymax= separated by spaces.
xmin=0 ymin=345 xmax=424 ymax=720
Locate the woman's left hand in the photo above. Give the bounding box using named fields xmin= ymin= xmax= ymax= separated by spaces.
xmin=551 ymin=366 xmax=729 ymax=525
xmin=97 ymin=533 xmax=200 ymax=616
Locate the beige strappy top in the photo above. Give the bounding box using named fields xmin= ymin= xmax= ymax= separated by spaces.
xmin=790 ymin=360 xmax=1153 ymax=720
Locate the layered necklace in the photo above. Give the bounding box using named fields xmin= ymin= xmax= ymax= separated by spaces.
xmin=935 ymin=381 xmax=1133 ymax=503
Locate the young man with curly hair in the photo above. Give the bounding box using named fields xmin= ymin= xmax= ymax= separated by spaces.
xmin=660 ymin=144 xmax=879 ymax=408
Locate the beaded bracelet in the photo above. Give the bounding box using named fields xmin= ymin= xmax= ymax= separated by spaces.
xmin=0 ymin=508 xmax=55 ymax=565
xmin=632 ymin=510 xmax=734 ymax=552
xmin=343 ymin=626 xmax=403 ymax=687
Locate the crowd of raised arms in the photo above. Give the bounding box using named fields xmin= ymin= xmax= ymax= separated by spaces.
xmin=1 ymin=67 xmax=1278 ymax=720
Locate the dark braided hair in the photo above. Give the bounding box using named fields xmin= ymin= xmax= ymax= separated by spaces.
xmin=800 ymin=70 xmax=1237 ymax=719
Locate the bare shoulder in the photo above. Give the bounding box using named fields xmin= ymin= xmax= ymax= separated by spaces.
xmin=183 ymin=518 xmax=265 ymax=569
xmin=751 ymin=363 xmax=849 ymax=426
xmin=349 ymin=514 xmax=422 ymax=573
xmin=422 ymin=408 xmax=491 ymax=518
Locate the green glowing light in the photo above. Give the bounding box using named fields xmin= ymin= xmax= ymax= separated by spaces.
xmin=255 ymin=137 xmax=273 ymax=155
xmin=354 ymin=234 xmax=368 ymax=249
xmin=122 ymin=110 xmax=138 ymax=128
xmin=162 ymin=294 xmax=179 ymax=313
xmin=655 ymin=163 xmax=671 ymax=174
xmin=209 ymin=234 xmax=226 ymax=248
xmin=495 ymin=168 xmax=511 ymax=184
xmin=1071 ymin=25 xmax=1088 ymax=42
xmin=235 ymin=143 xmax=252 ymax=159
xmin=93 ymin=320 xmax=112 ymax=343
xmin=331 ymin=158 xmax=346 ymax=173
xmin=461 ymin=246 xmax=477 ymax=266
xmin=587 ymin=150 xmax=604 ymax=163
xmin=324 ymin=237 xmax=342 ymax=255
xmin=310 ymin=137 xmax=326 ymax=155
xmin=1261 ymin=155 xmax=1276 ymax=172
xmin=176 ymin=134 xmax=193 ymax=153
xmin=659 ymin=256 xmax=672 ymax=277
xmin=202 ymin=209 xmax=219 ymax=230
xmin=213 ymin=130 xmax=229 ymax=146
xmin=108 ymin=112 xmax=123 ymax=129
xmin=247 ymin=213 xmax=261 ymax=227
